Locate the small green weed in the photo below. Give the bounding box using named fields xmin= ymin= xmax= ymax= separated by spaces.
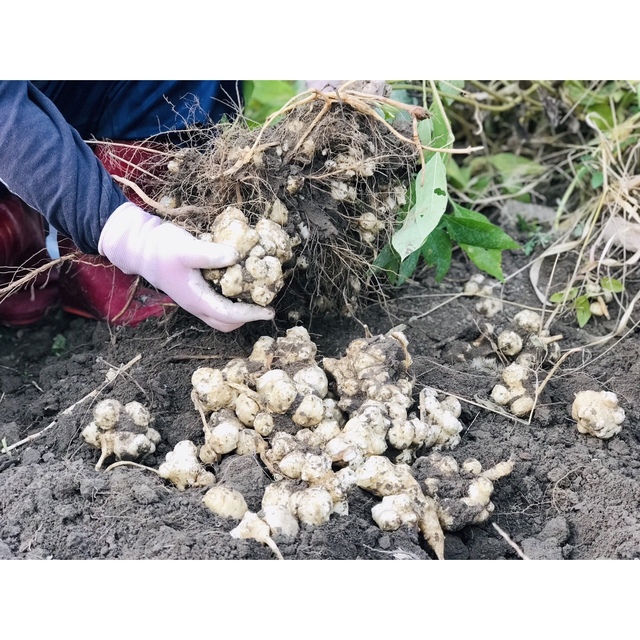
xmin=52 ymin=333 xmax=67 ymax=356
xmin=550 ymin=277 xmax=624 ymax=327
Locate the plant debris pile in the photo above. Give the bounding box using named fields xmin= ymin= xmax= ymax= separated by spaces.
xmin=107 ymin=84 xmax=422 ymax=315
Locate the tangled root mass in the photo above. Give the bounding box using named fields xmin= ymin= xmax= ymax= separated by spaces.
xmin=113 ymin=86 xmax=421 ymax=315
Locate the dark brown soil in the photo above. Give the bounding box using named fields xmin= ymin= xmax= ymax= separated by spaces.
xmin=1 ymin=241 xmax=639 ymax=561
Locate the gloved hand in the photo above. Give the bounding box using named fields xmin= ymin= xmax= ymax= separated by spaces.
xmin=98 ymin=202 xmax=275 ymax=332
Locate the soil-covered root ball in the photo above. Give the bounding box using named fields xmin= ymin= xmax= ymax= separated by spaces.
xmin=147 ymin=85 xmax=422 ymax=313
xmin=81 ymin=399 xmax=161 ymax=470
xmin=571 ymin=390 xmax=625 ymax=439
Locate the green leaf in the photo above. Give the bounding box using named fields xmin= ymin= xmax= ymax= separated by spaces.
xmin=417 ymin=118 xmax=433 ymax=147
xmin=459 ymin=244 xmax=505 ymax=281
xmin=445 ymin=158 xmax=469 ymax=189
xmin=550 ymin=287 xmax=579 ymax=303
xmin=243 ymin=80 xmax=299 ymax=125
xmin=372 ymin=244 xmax=401 ymax=286
xmin=391 ymin=154 xmax=448 ymax=260
xmin=575 ymin=296 xmax=592 ymax=327
xmin=490 ymin=153 xmax=546 ymax=177
xmin=590 ymin=170 xmax=604 ymax=190
xmin=421 ymin=227 xmax=452 ymax=281
xmin=437 ymin=80 xmax=465 ymax=105
xmin=600 ymin=277 xmax=624 ymax=293
xmin=397 ymin=249 xmax=422 ymax=285
xmin=444 ymin=214 xmax=520 ymax=251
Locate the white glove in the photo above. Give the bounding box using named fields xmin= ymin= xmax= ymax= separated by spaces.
xmin=98 ymin=202 xmax=275 ymax=332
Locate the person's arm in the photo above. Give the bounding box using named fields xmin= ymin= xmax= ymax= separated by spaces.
xmin=0 ymin=81 xmax=125 ymax=253
xmin=0 ymin=81 xmax=274 ymax=331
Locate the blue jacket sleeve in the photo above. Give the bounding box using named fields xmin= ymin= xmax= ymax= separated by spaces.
xmin=0 ymin=81 xmax=128 ymax=254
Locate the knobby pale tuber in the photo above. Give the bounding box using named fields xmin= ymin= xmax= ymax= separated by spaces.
xmin=81 ymin=399 xmax=161 ymax=470
xmin=416 ymin=452 xmax=515 ymax=532
xmin=571 ymin=390 xmax=625 ymax=439
xmin=201 ymin=206 xmax=295 ymax=307
xmin=203 ymin=485 xmax=248 ymax=519
xmin=158 ymin=440 xmax=216 ymax=491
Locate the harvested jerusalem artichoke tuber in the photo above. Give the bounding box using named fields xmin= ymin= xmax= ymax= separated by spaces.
xmin=571 ymin=390 xmax=625 ymax=439
xmin=415 ymin=452 xmax=514 ymax=532
xmin=158 ymin=440 xmax=216 ymax=491
xmin=91 ymin=326 xmax=515 ymax=560
xmin=81 ymin=399 xmax=161 ymax=470
xmin=200 ymin=206 xmax=294 ymax=306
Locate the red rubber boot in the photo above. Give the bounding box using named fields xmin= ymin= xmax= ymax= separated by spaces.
xmin=58 ymin=141 xmax=176 ymax=327
xmin=0 ymin=193 xmax=59 ymax=326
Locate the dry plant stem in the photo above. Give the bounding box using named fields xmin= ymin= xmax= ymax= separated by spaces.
xmin=168 ymin=355 xmax=233 ymax=362
xmin=428 ymin=387 xmax=530 ymax=426
xmin=0 ymin=254 xmax=74 ymax=303
xmin=192 ymin=395 xmax=210 ymax=434
xmin=3 ymin=354 xmax=142 ymax=453
xmin=253 ymin=88 xmax=481 ymax=168
xmin=492 ymin=523 xmax=530 ymax=560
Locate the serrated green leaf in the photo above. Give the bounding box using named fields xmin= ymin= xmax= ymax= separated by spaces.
xmin=450 ymin=201 xmax=491 ymax=223
xmin=391 ymin=154 xmax=448 ymax=260
xmin=444 ymin=215 xmax=520 ymax=251
xmin=459 ymin=244 xmax=505 ymax=281
xmin=576 ymin=296 xmax=592 ymax=327
xmin=600 ymin=277 xmax=624 ymax=293
xmin=421 ymin=227 xmax=452 ymax=282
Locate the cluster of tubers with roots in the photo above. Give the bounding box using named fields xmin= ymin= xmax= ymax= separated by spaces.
xmin=82 ymin=327 xmax=515 ymax=560
xmin=109 ymin=82 xmax=426 ymax=317
xmin=463 ymin=276 xmax=626 ymax=436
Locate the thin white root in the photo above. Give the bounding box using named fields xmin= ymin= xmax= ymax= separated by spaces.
xmin=492 ymin=523 xmax=530 ymax=560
